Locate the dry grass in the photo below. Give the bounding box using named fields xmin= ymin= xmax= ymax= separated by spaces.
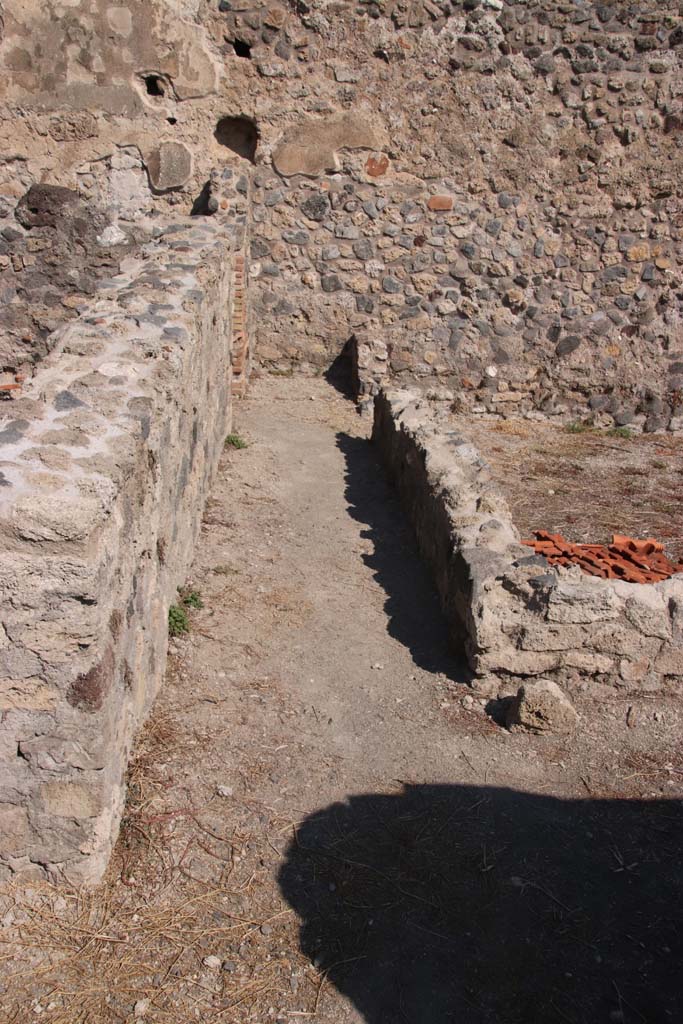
xmin=457 ymin=417 xmax=683 ymax=561
xmin=0 ymin=709 xmax=318 ymax=1024
xmin=618 ymin=747 xmax=683 ymax=784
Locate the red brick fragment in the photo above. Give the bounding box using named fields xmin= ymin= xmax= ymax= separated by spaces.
xmin=427 ymin=195 xmax=454 ymax=212
xmin=365 ymin=154 xmax=389 ymax=177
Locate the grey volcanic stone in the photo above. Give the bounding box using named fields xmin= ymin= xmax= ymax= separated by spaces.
xmin=321 ymin=273 xmax=343 ymax=293
xmin=251 ymin=238 xmax=270 ymax=258
xmin=382 ymin=276 xmax=402 ymax=294
xmin=555 ymin=335 xmax=581 ymax=357
xmin=353 ymin=238 xmax=373 ymax=259
xmin=282 ymin=230 xmax=309 ymax=245
xmin=301 ymin=194 xmax=330 ymax=222
xmin=0 ymin=420 xmax=29 ymax=445
xmin=335 ymin=224 xmax=360 ymax=240
xmin=55 ymin=390 xmax=86 ymax=411
xmin=146 ymin=142 xmax=193 ymax=192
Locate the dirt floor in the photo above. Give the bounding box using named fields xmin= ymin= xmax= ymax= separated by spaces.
xmin=457 ymin=415 xmax=683 ymax=563
xmin=1 ymin=378 xmax=682 ymax=1024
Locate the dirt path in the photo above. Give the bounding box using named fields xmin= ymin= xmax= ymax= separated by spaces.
xmin=2 ymin=378 xmax=681 ymax=1024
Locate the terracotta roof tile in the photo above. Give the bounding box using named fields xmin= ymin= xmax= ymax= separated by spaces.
xmin=523 ymin=531 xmax=683 ymax=584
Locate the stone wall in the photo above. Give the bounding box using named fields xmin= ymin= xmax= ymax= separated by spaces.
xmin=251 ymin=158 xmax=683 ymax=431
xmin=372 ymin=388 xmax=683 ymax=697
xmin=0 ymin=218 xmax=236 ymax=884
xmin=2 ymin=0 xmax=683 ymax=876
xmin=0 ymin=183 xmax=142 ymax=375
xmin=3 ymin=1 xmax=683 ymax=429
xmin=243 ymin=0 xmax=683 ymax=432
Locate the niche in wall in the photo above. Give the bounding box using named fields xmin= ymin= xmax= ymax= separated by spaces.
xmin=215 ymin=116 xmax=258 ymax=163
xmin=145 ymin=74 xmax=166 ymax=96
xmin=230 ymin=39 xmax=252 ymax=58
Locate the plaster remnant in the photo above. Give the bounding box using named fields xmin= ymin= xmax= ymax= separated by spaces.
xmin=272 ymin=112 xmax=387 ymax=177
xmin=106 ymin=6 xmax=133 ymax=37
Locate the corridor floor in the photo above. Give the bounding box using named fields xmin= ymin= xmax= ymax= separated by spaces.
xmin=2 ymin=378 xmax=681 ymax=1024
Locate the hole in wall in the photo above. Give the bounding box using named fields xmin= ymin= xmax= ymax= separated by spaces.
xmin=231 ymin=38 xmax=252 ymax=59
xmin=191 ymin=180 xmax=212 ymax=216
xmin=214 ymin=116 xmax=258 ymax=163
xmin=144 ymin=74 xmax=166 ymax=97
xmin=167 ymin=116 xmax=177 ymax=125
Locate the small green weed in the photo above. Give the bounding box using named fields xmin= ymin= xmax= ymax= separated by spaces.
xmin=168 ymin=604 xmax=189 ymax=637
xmin=225 ymin=433 xmax=248 ymax=450
xmin=169 ymin=588 xmax=203 ymax=636
xmin=565 ymin=421 xmax=592 ymax=434
xmin=608 ymin=426 xmax=631 ymax=439
xmin=180 ymin=588 xmax=203 ymax=610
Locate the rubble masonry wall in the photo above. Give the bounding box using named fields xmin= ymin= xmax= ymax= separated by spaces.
xmin=372 ymin=388 xmax=683 ymax=697
xmin=0 ymin=220 xmax=235 ymax=884
xmin=3 ymin=1 xmax=683 ymax=430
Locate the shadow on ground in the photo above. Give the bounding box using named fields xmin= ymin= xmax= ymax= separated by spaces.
xmin=337 ymin=431 xmax=464 ymax=681
xmin=278 ymin=784 xmax=683 ymax=1024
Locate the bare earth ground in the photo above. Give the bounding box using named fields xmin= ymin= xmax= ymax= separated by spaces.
xmin=1 ymin=378 xmax=682 ymax=1024
xmin=457 ymin=416 xmax=683 ymax=563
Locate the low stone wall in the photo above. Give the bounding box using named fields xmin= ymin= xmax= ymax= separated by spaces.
xmin=0 ymin=219 xmax=236 ymax=884
xmin=373 ymin=389 xmax=683 ymax=698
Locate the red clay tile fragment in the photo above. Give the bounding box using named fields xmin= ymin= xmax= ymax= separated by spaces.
xmin=523 ymin=530 xmax=682 ymax=585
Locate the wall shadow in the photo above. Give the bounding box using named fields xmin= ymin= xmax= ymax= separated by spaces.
xmin=337 ymin=431 xmax=465 ymax=681
xmin=324 ymin=339 xmax=355 ymax=398
xmin=279 ymin=784 xmax=683 ymax=1024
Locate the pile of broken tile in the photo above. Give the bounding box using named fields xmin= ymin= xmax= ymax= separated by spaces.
xmin=524 ymin=531 xmax=683 ymax=584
